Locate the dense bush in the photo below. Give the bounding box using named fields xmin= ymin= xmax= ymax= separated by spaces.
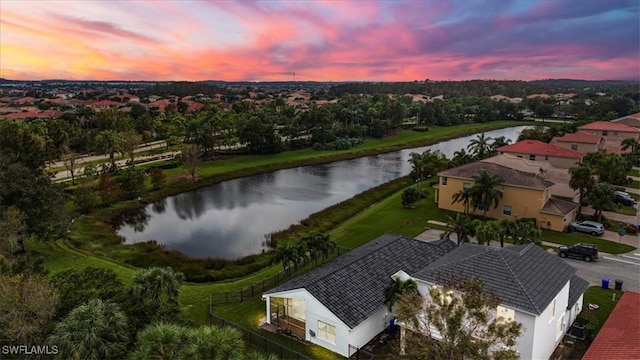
xmin=412 ymin=126 xmax=429 ymax=132
xmin=312 ymin=137 xmax=363 ymax=151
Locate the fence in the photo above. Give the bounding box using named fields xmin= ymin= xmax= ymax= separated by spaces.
xmin=349 ymin=345 xmax=375 ymax=360
xmin=209 ymin=312 xmax=313 ymax=360
xmin=210 ymin=246 xmax=351 ymax=305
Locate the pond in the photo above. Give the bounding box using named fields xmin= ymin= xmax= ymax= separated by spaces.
xmin=117 ymin=126 xmax=529 ymax=259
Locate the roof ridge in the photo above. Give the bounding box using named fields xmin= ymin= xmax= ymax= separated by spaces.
xmin=422 ymin=246 xmax=489 ymax=273
xmin=496 ymin=247 xmax=541 ymax=313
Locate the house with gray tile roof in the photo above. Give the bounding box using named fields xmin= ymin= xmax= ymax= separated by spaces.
xmin=263 ymin=235 xmax=588 ymax=360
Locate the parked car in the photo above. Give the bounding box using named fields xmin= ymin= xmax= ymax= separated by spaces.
xmin=558 ymin=243 xmax=598 ymax=262
xmin=569 ymin=221 xmax=605 ymax=235
xmin=615 ymin=194 xmax=637 ymax=206
xmin=615 ymin=190 xmax=631 ymax=198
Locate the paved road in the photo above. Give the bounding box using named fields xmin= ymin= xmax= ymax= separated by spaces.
xmin=48 ymin=140 xmax=168 ymax=170
xmin=559 ymin=251 xmax=640 ymax=292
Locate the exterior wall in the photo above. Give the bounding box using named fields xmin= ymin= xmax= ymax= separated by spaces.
xmin=438 ymin=176 xmax=549 ymax=221
xmin=539 ymin=209 xmax=577 ymax=232
xmin=498 ymin=151 xmax=579 ymax=168
xmin=512 ymin=311 xmax=537 ymax=360
xmin=551 ymin=140 xmax=601 ymax=154
xmin=530 ymin=280 xmax=571 ymax=360
xmin=348 ymin=306 xmax=391 ymax=352
xmin=265 ymin=289 xmax=352 ymax=357
xmin=568 ymin=293 xmax=584 ymax=325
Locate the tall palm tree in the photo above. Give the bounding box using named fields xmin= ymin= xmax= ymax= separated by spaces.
xmin=48 ymin=299 xmax=129 ymax=360
xmin=96 ymin=130 xmax=123 ymax=168
xmin=470 ymin=170 xmax=504 ymax=218
xmin=586 ymin=182 xmax=615 ymax=223
xmin=131 ymin=267 xmax=185 ymax=308
xmin=569 ymin=165 xmax=595 ymax=216
xmin=497 ymin=218 xmax=516 ymax=248
xmin=467 ymin=132 xmax=493 ymax=159
xmin=182 ymin=326 xmax=244 ymax=360
xmin=452 ymin=188 xmax=474 ymax=214
xmin=473 ymin=220 xmax=502 ymax=246
xmin=451 ymin=149 xmax=473 ymax=166
xmin=302 ymin=233 xmax=336 ymax=266
xmin=408 ymin=152 xmax=426 ymax=190
xmin=270 ymin=242 xmax=302 ymax=276
xmin=130 ymin=323 xmax=185 ymax=360
xmin=491 ymin=136 xmax=512 ymax=151
xmin=513 ymin=222 xmax=542 ymax=245
xmin=383 ymin=278 xmax=418 ymax=311
xmin=621 ymin=137 xmax=639 ymax=152
xmin=445 ymin=213 xmax=473 ymax=245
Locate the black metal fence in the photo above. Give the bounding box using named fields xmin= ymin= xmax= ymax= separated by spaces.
xmin=209 ymin=312 xmax=313 ymax=360
xmin=210 ymin=246 xmax=351 ymax=305
xmin=349 ymin=345 xmax=375 ymax=360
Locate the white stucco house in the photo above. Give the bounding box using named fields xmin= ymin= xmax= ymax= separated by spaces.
xmin=262 ymin=234 xmax=589 ymax=359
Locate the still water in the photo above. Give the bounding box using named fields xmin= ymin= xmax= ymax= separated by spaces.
xmin=117 ymin=126 xmax=528 ymax=259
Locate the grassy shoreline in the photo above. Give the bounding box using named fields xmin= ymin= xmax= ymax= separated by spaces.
xmin=67 ymin=121 xmax=530 ymax=280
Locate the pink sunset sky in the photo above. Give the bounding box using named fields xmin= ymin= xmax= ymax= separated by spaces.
xmin=0 ymin=0 xmax=638 ymax=81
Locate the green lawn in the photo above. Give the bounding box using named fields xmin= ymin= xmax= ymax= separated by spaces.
xmin=630 ymin=180 xmax=640 ymax=189
xmin=578 ymin=286 xmax=624 ymax=340
xmin=630 ymin=169 xmax=640 ymax=177
xmin=541 ymin=230 xmax=636 ymax=254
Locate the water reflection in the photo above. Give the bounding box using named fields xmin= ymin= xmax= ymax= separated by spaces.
xmin=117 ymin=126 xmax=528 ymax=259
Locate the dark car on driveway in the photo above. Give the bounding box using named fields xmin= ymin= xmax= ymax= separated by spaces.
xmin=615 ymin=194 xmax=637 ymax=206
xmin=558 ymin=243 xmax=598 ymax=262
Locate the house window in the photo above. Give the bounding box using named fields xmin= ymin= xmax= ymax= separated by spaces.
xmin=545 ymin=155 xmax=549 ymax=160
xmin=503 ymin=205 xmax=512 ymax=216
xmin=477 ymin=204 xmax=489 ymax=211
xmin=613 ymin=132 xmax=618 ymax=136
xmin=549 ymin=299 xmax=556 ymax=319
xmin=516 ymin=155 xmax=522 ymax=158
xmin=570 ymin=143 xmax=578 ymax=150
xmin=556 ymin=315 xmax=565 ymax=340
xmin=499 ymin=185 xmax=505 ymax=192
xmin=529 ymin=154 xmax=535 ymax=161
xmin=318 ymin=321 xmax=336 ymax=344
xmin=602 ymin=130 xmax=608 ymax=136
xmin=463 ymin=182 xmax=471 ymax=190
xmin=442 ymin=177 xmax=447 ymax=185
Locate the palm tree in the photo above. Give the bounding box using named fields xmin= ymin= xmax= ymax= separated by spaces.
xmin=473 ymin=220 xmax=502 ymax=246
xmin=569 ymin=165 xmax=595 ymax=216
xmin=497 ymin=218 xmax=516 ymax=248
xmin=48 ymin=299 xmax=129 ymax=360
xmin=181 ymin=326 xmax=244 ymax=360
xmin=451 ymin=149 xmax=473 ymax=166
xmin=408 ymin=152 xmax=426 ymax=190
xmin=586 ymin=182 xmax=615 ymax=223
xmin=302 ymin=233 xmax=336 ymax=266
xmin=383 ymin=278 xmax=418 ymax=311
xmin=513 ymin=222 xmax=542 ymax=245
xmin=594 ymin=154 xmax=624 ymax=184
xmin=491 ymin=136 xmax=512 ymax=151
xmin=452 ymin=188 xmax=474 ymax=214
xmin=446 ymin=213 xmax=474 ymax=245
xmin=96 ymin=130 xmax=123 ymax=168
xmin=467 ymin=132 xmax=493 ymax=159
xmin=130 ymin=323 xmax=185 ymax=360
xmin=621 ymin=138 xmax=639 ymax=152
xmin=470 ymin=170 xmax=504 ymax=218
xmin=270 ymin=242 xmax=302 ymax=276
xmin=131 ymin=267 xmax=185 ymax=308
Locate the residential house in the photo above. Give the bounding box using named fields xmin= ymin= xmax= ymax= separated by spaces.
xmin=410 ymin=243 xmax=589 ymax=360
xmin=91 ymin=99 xmax=122 ymax=110
xmin=262 ymin=234 xmax=589 ymax=360
xmin=550 ymin=132 xmax=605 ymax=153
xmin=481 ymin=154 xmax=579 ymax=201
xmin=436 ymin=162 xmax=579 ymax=231
xmin=577 ymin=121 xmax=640 ymax=154
xmin=582 ymin=291 xmax=640 ymax=360
xmin=496 ymin=140 xmax=584 ymax=169
xmin=610 ymin=112 xmax=640 ymax=129
xmin=263 ymin=235 xmax=456 ymax=357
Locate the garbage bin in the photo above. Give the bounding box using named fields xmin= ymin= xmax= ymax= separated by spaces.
xmin=602 ymin=278 xmax=610 ymax=289
xmin=615 ymin=279 xmax=623 ymax=290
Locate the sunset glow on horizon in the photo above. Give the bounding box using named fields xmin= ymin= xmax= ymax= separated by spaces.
xmin=0 ymin=0 xmax=638 ymax=82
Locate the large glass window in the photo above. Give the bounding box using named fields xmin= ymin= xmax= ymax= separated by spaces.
xmin=318 ymin=321 xmax=336 ymax=344
xmin=463 ymin=182 xmax=471 ymax=189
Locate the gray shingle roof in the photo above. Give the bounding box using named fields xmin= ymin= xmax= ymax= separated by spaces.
xmin=264 ymin=234 xmax=457 ymax=328
xmin=438 ymin=162 xmax=555 ymax=190
xmin=568 ymin=275 xmax=590 ymax=309
xmin=413 ymin=243 xmax=579 ymax=315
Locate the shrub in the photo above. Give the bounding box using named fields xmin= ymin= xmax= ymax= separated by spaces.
xmin=412 ymin=126 xmax=429 ymax=132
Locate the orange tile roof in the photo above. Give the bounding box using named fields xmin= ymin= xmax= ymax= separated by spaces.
xmin=582 ymin=291 xmax=640 ymax=360
xmin=578 ymin=121 xmax=640 ymax=133
xmin=552 ymin=131 xmax=603 ymax=144
xmin=496 ymin=140 xmax=585 ymax=158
